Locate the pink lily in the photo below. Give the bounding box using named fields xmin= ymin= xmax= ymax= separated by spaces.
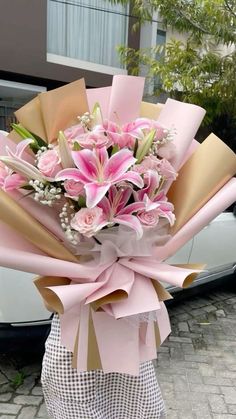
xmin=98 ymin=186 xmax=145 ymax=238
xmin=143 ymin=194 xmax=175 ymax=226
xmin=94 ymin=120 xmax=141 ymax=149
xmin=137 ymin=170 xmax=161 ymax=203
xmin=56 ymin=147 xmax=144 ymax=208
xmin=0 ymin=139 xmax=47 ymax=181
xmin=0 ymin=162 xmax=25 ymax=191
xmin=93 ymin=120 xmax=129 ymax=148
xmin=0 ymin=139 xmax=57 ymax=182
xmin=137 ymin=170 xmax=175 ymax=226
xmin=123 ymin=118 xmax=169 ymax=142
xmin=122 ymin=118 xmax=152 ymax=139
xmin=0 ymin=139 xmax=36 ymax=190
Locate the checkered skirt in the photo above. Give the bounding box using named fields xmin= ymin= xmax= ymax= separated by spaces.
xmin=41 ymin=314 xmax=166 ymax=419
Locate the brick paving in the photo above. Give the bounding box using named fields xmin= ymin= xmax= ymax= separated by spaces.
xmin=155 ymin=283 xmax=236 ymax=418
xmin=0 ymin=282 xmax=235 ymax=418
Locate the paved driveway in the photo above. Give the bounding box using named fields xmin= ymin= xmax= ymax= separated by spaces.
xmin=0 ymin=281 xmax=235 ymax=418
xmin=155 ymin=283 xmax=236 ymax=418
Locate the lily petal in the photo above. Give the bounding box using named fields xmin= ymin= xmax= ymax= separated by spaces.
xmin=104 ymin=149 xmax=136 ymax=181
xmin=97 ymin=196 xmax=111 ymax=217
xmin=144 ymin=170 xmax=160 ymax=196
xmin=96 ymin=147 xmax=108 ymax=166
xmin=56 ymin=168 xmax=89 ymax=183
xmin=4 ymin=174 xmax=25 ymax=191
xmin=14 ymin=139 xmax=34 ymax=158
xmin=115 ymin=188 xmax=132 ymax=213
xmin=113 ymin=214 xmax=143 ymax=239
xmin=118 ymin=201 xmax=145 ymax=215
xmin=158 ymin=208 xmax=176 ymax=226
xmin=72 ymin=149 xmax=99 ymax=181
xmin=144 ymin=194 xmax=161 ymax=211
xmin=0 ymin=156 xmax=45 ymax=181
xmin=116 ymin=171 xmax=144 ymax=188
xmin=85 ymin=182 xmax=110 ymax=208
xmin=58 ymin=132 xmax=75 ymax=168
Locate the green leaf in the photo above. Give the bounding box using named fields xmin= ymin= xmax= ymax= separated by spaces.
xmin=12 ymin=123 xmax=35 ymax=140
xmin=21 ymin=185 xmax=34 ymax=190
xmin=10 ymin=371 xmax=25 ymax=390
xmin=12 ymin=123 xmax=47 ymax=152
xmin=78 ymin=196 xmax=86 ymax=207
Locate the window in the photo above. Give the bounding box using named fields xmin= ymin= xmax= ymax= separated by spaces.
xmin=0 ymin=80 xmax=46 ymax=132
xmin=47 ymin=0 xmax=129 ymax=74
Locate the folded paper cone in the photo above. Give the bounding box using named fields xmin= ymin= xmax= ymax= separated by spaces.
xmin=39 ymin=79 xmax=89 ymax=142
xmin=34 ymin=276 xmax=71 ymax=314
xmin=0 ymin=190 xmax=77 ymax=263
xmin=15 ymin=97 xmax=47 ymax=141
xmin=15 ymin=79 xmax=89 ymax=143
xmin=168 ymin=133 xmax=236 ymax=233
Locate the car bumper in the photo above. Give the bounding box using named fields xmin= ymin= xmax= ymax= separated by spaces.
xmin=0 ymin=321 xmax=51 ymax=353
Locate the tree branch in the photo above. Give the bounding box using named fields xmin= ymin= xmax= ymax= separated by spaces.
xmin=176 ymin=8 xmax=211 ymax=35
xmin=224 ymin=0 xmax=236 ymax=19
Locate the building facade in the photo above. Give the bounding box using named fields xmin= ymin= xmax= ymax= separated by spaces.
xmin=0 ymin=0 xmax=140 ymax=130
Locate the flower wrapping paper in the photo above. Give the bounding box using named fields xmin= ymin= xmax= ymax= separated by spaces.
xmin=0 ymin=76 xmax=236 ymax=374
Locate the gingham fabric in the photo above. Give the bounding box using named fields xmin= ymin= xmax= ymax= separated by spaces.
xmin=41 ymin=314 xmax=166 ymax=419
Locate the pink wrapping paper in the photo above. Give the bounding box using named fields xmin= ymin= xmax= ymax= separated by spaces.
xmin=158 ymin=99 xmax=206 ymax=170
xmin=0 ymin=75 xmax=236 ymax=374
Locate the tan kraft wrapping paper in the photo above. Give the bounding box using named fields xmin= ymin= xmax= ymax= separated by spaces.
xmin=14 ymin=96 xmax=47 ymax=141
xmin=14 ymin=79 xmax=89 ymax=143
xmin=0 ymin=189 xmax=77 ymax=263
xmin=140 ymin=102 xmax=163 ymax=119
xmin=168 ymin=133 xmax=236 ymax=234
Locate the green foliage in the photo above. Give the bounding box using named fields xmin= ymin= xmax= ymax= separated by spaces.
xmin=108 ymin=0 xmax=236 ymax=148
xmin=10 ymin=371 xmax=25 ymax=389
xmin=12 ymin=123 xmax=48 ymax=153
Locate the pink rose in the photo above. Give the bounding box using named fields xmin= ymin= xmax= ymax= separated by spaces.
xmin=70 ymin=207 xmax=107 ymax=237
xmin=153 ymin=123 xmax=166 ymax=141
xmin=134 ymin=156 xmax=160 ymax=174
xmin=77 ymin=132 xmax=112 ymax=149
xmin=64 ymin=124 xmax=85 ymax=142
xmin=158 ymin=158 xmax=177 ymax=181
xmin=137 ymin=209 xmax=160 ymax=227
xmin=64 ymin=179 xmax=84 ymax=198
xmin=37 ymin=149 xmax=61 ymax=177
xmin=157 ymin=142 xmax=177 ymax=160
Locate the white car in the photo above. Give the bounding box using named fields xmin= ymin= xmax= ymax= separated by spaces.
xmin=0 ymin=207 xmax=235 ymax=351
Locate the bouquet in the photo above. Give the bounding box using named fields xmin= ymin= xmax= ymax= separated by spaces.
xmin=0 ymin=76 xmax=236 ymax=375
